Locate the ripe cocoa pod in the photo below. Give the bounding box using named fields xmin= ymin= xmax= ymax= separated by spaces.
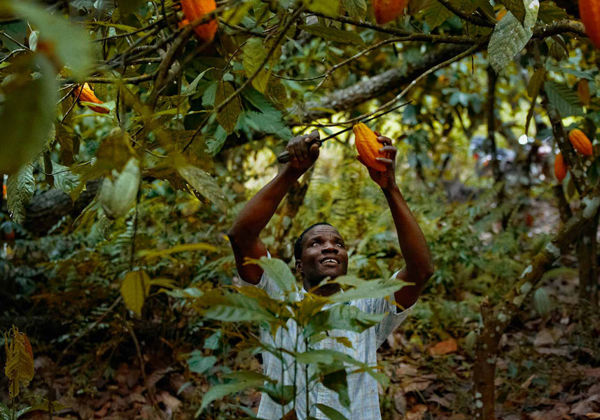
xmin=353 ymin=123 xmax=386 ymax=172
xmin=373 ymin=0 xmax=408 ymax=24
xmin=73 ymin=83 xmax=109 ymax=114
xmin=568 ymin=129 xmax=594 ymax=156
xmin=554 ymin=153 xmax=567 ymax=182
xmin=579 ymin=0 xmax=600 ymax=49
xmin=181 ymin=0 xmax=218 ymax=43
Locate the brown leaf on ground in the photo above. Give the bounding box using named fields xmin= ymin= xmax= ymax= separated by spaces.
xmin=429 ymin=338 xmax=458 ymax=356
xmin=406 ymin=404 xmax=428 ymax=420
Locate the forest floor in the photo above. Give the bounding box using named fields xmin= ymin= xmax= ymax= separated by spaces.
xmin=2 ymin=200 xmax=600 ymax=420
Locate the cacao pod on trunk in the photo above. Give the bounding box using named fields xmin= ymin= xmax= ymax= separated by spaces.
xmin=181 ymin=0 xmax=218 ymax=43
xmin=568 ymin=129 xmax=594 ymax=156
xmin=373 ymin=0 xmax=408 ymax=24
xmin=353 ymin=123 xmax=386 ymax=171
xmin=73 ymin=83 xmax=109 ymax=114
xmin=554 ymin=153 xmax=567 ymax=182
xmin=579 ymin=0 xmax=600 ymax=49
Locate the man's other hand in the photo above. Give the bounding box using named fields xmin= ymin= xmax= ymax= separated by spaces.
xmin=357 ymin=132 xmax=398 ymax=190
xmin=285 ymin=130 xmax=320 ymax=173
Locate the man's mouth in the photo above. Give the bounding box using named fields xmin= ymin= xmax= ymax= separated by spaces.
xmin=320 ymin=257 xmax=339 ymax=266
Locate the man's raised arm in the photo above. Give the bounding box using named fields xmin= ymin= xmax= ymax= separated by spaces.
xmin=228 ymin=131 xmax=320 ymax=284
xmin=358 ymin=132 xmax=434 ymax=308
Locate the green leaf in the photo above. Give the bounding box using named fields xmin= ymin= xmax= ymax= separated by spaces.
xmin=216 ymin=81 xmax=242 ymax=134
xmin=259 ymin=383 xmax=295 ymax=406
xmin=177 ymin=165 xmax=227 ymax=211
xmin=544 ymin=81 xmax=584 ymax=117
xmin=239 ymin=110 xmax=292 ymax=140
xmin=304 ymin=0 xmax=341 ymax=17
xmin=342 ymin=0 xmax=366 ymax=19
xmin=545 ymin=63 xmax=594 ymax=80
xmin=10 ymin=2 xmax=93 ymax=80
xmin=204 ymin=331 xmax=222 ymax=350
xmin=305 ymin=304 xmax=385 ymax=337
xmin=322 ymin=369 xmax=350 ymax=408
xmin=300 ymin=24 xmax=364 ymax=45
xmin=295 ymin=349 xmax=360 ymax=366
xmin=417 ymin=0 xmax=453 ymax=30
xmin=195 ymin=290 xmax=279 ymax=323
xmin=196 ymin=372 xmax=268 ymax=414
xmin=98 ymin=158 xmax=140 ymax=219
xmin=538 ymin=1 xmax=567 ymax=24
xmin=6 ymin=164 xmax=34 ymax=225
xmin=328 ymin=275 xmax=408 ymax=304
xmin=533 ymin=287 xmax=552 ymax=316
xmin=488 ymin=0 xmax=539 ymax=73
xmin=498 ymin=0 xmax=526 ymax=24
xmin=137 ymin=243 xmax=218 ymax=259
xmin=0 ymin=55 xmax=57 ymax=175
xmin=316 ymin=403 xmax=349 ymax=420
xmin=183 ymin=68 xmax=214 ymax=96
xmin=243 ymin=38 xmax=273 ymax=93
xmin=120 ymin=270 xmax=150 ymax=318
xmin=527 ymin=68 xmax=546 ymax=98
xmin=187 ymin=351 xmax=217 ymax=374
xmin=247 ymin=257 xmax=298 ymax=295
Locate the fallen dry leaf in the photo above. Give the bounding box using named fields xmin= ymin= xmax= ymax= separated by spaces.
xmin=429 ymin=338 xmax=458 ymax=356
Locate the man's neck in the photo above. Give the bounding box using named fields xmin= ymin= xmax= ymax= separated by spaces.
xmin=303 ymin=280 xmax=341 ymax=297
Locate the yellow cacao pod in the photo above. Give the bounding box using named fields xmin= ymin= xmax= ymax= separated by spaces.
xmin=181 ymin=0 xmax=218 ymax=43
xmin=568 ymin=129 xmax=594 ymax=156
xmin=580 ymin=0 xmax=600 ymax=49
xmin=353 ymin=123 xmax=386 ymax=171
xmin=373 ymin=0 xmax=408 ymax=24
xmin=554 ymin=153 xmax=567 ymax=182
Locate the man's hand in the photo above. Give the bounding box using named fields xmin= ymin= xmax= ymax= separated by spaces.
xmin=285 ymin=130 xmax=320 ymax=173
xmin=357 ymin=132 xmax=397 ymax=190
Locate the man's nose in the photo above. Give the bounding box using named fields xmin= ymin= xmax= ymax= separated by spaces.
xmin=322 ymin=243 xmax=338 ymax=253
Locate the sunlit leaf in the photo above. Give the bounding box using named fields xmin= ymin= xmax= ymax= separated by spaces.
xmin=120 ymin=270 xmax=150 ymax=318
xmin=0 ymin=55 xmax=57 ymax=174
xmin=177 ymin=165 xmax=227 ymax=211
xmin=544 ymin=81 xmax=584 ymax=117
xmin=6 ymin=164 xmax=34 ymax=225
xmin=137 ymin=243 xmax=218 ymax=259
xmin=4 ymin=326 xmax=34 ymax=398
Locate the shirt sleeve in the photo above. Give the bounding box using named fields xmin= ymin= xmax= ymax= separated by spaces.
xmin=236 ymin=251 xmax=285 ymax=299
xmin=364 ymin=296 xmax=414 ymax=348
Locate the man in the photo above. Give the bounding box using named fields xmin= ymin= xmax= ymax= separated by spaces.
xmin=228 ymin=130 xmax=433 ymax=419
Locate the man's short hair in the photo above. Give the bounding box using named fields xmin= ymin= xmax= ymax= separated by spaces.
xmin=293 ymin=222 xmax=334 ymax=261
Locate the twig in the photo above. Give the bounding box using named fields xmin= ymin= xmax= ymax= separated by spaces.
xmin=0 ymin=31 xmax=29 ymax=50
xmin=92 ymin=17 xmax=168 ymax=42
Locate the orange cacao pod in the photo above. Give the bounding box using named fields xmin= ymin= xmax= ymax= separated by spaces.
xmin=568 ymin=129 xmax=594 ymax=156
xmin=73 ymin=83 xmax=109 ymax=114
xmin=554 ymin=153 xmax=567 ymax=182
xmin=353 ymin=123 xmax=386 ymax=172
xmin=580 ymin=0 xmax=600 ymax=49
xmin=181 ymin=0 xmax=218 ymax=43
xmin=373 ymin=0 xmax=408 ymax=24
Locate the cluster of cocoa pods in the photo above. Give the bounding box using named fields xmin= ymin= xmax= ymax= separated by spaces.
xmin=554 ymin=129 xmax=595 ymax=183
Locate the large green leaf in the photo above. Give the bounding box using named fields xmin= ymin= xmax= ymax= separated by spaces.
xmin=328 ymin=275 xmax=408 ymax=304
xmin=6 ymin=164 xmax=34 ymax=225
xmin=417 ymin=0 xmax=453 ymax=30
xmin=304 ymin=0 xmax=340 ymax=17
xmin=120 ymin=270 xmax=150 ymax=318
xmin=0 ymin=55 xmax=57 ymax=174
xmin=10 ymin=2 xmax=93 ymax=80
xmin=248 ymin=257 xmax=298 ymax=295
xmin=322 ymin=369 xmax=350 ymax=408
xmin=177 ymin=165 xmax=227 ymax=211
xmin=195 ymin=290 xmax=279 ymax=323
xmin=243 ymin=38 xmax=273 ymax=93
xmin=187 ymin=351 xmax=217 ymax=374
xmin=316 ymin=404 xmax=349 ymax=420
xmin=304 ymin=304 xmax=385 ymax=337
xmin=544 ymin=81 xmax=584 ymax=117
xmin=215 ymin=81 xmax=242 ymax=134
xmin=488 ymin=0 xmax=539 ymax=73
xmin=342 ymin=0 xmax=366 ymax=19
xmin=200 ymin=371 xmax=270 ymax=411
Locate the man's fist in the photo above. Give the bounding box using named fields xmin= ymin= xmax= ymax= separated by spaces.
xmin=285 ymin=130 xmax=320 ymax=172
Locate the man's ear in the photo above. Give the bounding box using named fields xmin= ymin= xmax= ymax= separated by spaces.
xmin=295 ymin=259 xmax=303 ymax=275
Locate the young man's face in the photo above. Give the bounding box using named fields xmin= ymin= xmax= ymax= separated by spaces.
xmin=296 ymin=225 xmax=348 ymax=289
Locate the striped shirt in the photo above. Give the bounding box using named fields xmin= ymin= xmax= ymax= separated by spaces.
xmin=245 ymin=271 xmax=413 ymax=420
